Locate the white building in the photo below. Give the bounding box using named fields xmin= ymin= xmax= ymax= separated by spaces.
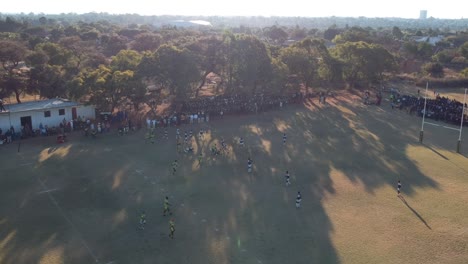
xmin=0 ymin=99 xmax=95 ymax=132
xmin=414 ymin=35 xmax=444 ymax=46
xmin=420 ymin=10 xmax=427 ymax=19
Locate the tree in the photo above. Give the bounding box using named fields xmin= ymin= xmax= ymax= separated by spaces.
xmin=403 ymin=41 xmax=433 ymax=60
xmin=131 ymin=33 xmax=162 ymax=52
xmin=28 ymin=64 xmax=67 ymax=98
xmin=296 ymin=38 xmax=342 ymax=85
xmin=423 ymin=62 xmax=444 ymax=78
xmin=110 ymin=49 xmax=142 ymax=71
xmin=59 ymin=36 xmax=95 ymax=71
xmin=102 ymin=34 xmax=128 ymax=57
xmin=228 ymin=35 xmax=273 ymax=93
xmin=333 ymin=41 xmax=395 ymax=86
xmin=269 ymin=58 xmax=288 ymax=93
xmin=26 ymin=42 xmax=85 ymax=99
xmin=0 ymin=40 xmax=29 ymax=103
xmin=417 ymin=42 xmax=433 ymax=60
xmin=280 ymin=46 xmax=317 ymax=89
xmin=0 ymin=17 xmax=23 ymax=32
xmin=36 ymin=42 xmax=72 ymax=66
xmin=392 ymin=26 xmax=403 ymax=40
xmin=432 ymin=50 xmax=455 ymax=64
xmin=323 ymin=25 xmax=341 ymax=41
xmin=290 ymin=26 xmax=307 ymax=40
xmin=185 ymin=36 xmax=225 ymax=97
xmin=263 ymin=26 xmax=288 ymax=44
xmin=461 ymin=68 xmax=468 ymax=78
xmin=73 ymin=65 xmax=144 ymax=111
xmin=333 ymin=27 xmax=372 ymax=44
xmin=50 ymin=28 xmax=64 ymax=42
xmin=460 ymin=41 xmax=468 ymax=59
xmin=148 ymin=45 xmax=200 ymax=97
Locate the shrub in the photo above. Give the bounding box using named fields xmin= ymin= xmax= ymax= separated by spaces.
xmin=422 ymin=62 xmax=444 ymax=78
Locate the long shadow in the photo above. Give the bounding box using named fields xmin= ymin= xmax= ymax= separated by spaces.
xmin=399 ymin=196 xmax=432 ymax=230
xmin=423 ymin=143 xmax=449 ymax=160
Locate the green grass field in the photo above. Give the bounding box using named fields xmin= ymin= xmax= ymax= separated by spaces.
xmin=1 ymin=92 xmax=468 ymax=264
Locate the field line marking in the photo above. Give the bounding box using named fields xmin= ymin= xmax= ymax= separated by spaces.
xmin=424 ymin=122 xmax=440 ymax=127
xmin=20 ymin=163 xmax=34 ymax=166
xmin=442 ymin=126 xmax=460 ymax=131
xmin=424 ymin=122 xmax=460 ymax=131
xmin=37 ymin=178 xmax=100 ymax=263
xmin=37 ymin=188 xmax=60 ymax=194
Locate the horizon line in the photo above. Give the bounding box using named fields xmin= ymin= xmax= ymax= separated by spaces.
xmin=0 ymin=12 xmax=466 ymax=20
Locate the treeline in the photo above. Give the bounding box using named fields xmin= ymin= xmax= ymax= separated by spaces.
xmin=0 ymin=15 xmax=468 ymax=112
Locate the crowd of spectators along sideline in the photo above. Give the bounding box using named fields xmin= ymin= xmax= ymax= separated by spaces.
xmin=179 ymin=92 xmax=305 ymax=117
xmin=1 ymin=92 xmax=326 ymax=143
xmin=390 ymin=90 xmax=468 ymax=126
xmin=144 ymin=92 xmax=312 ymax=128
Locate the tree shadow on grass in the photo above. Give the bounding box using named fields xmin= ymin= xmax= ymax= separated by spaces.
xmin=213 ymin=98 xmax=441 ymax=263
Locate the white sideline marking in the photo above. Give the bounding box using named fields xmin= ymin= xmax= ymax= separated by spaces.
xmin=425 ymin=122 xmax=460 ymax=131
xmin=37 ymin=188 xmax=60 ymax=194
xmin=442 ymin=126 xmax=461 ymax=131
xmin=37 ymin=178 xmax=100 ymax=263
xmin=424 ymin=122 xmax=440 ymax=127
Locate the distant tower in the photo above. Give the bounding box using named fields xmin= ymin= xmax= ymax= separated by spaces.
xmin=419 ymin=10 xmax=427 ymax=19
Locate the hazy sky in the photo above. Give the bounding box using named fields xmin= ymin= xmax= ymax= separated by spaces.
xmin=1 ymin=0 xmax=466 ymax=19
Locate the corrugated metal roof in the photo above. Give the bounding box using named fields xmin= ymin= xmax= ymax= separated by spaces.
xmin=0 ymin=99 xmax=81 ymax=114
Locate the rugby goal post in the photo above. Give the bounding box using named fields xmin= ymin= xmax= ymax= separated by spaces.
xmin=419 ymin=82 xmax=467 ymax=154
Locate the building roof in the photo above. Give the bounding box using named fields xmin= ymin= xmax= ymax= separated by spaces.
xmin=166 ymin=20 xmax=212 ymax=27
xmin=0 ymin=99 xmax=81 ymax=114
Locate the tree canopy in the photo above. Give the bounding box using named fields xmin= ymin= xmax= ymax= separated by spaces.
xmin=0 ymin=14 xmax=462 ymax=110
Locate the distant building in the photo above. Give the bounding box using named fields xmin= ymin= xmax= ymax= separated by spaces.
xmin=164 ymin=20 xmax=212 ymax=28
xmin=413 ymin=35 xmax=444 ymax=46
xmin=420 ymin=10 xmax=427 ymax=19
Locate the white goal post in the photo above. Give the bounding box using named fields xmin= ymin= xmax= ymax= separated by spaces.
xmin=419 ymin=82 xmax=467 ymax=154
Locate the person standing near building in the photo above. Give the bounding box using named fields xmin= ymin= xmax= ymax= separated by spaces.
xmin=0 ymin=99 xmax=6 ymax=112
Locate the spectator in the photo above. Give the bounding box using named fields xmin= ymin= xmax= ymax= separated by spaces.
xmin=0 ymin=99 xmax=5 ymax=112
